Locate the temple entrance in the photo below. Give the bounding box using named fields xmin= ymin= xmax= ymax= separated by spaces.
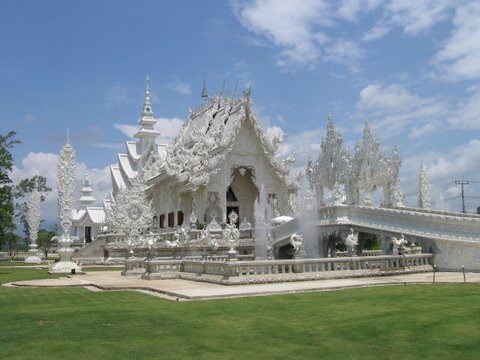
xmin=85 ymin=226 xmax=92 ymax=243
xmin=226 ymin=167 xmax=258 ymax=227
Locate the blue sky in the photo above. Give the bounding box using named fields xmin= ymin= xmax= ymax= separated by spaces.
xmin=1 ymin=0 xmax=480 ymax=222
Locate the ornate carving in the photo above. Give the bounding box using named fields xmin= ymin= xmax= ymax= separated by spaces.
xmin=105 ymin=175 xmax=155 ymax=256
xmin=344 ymin=228 xmax=359 ymax=256
xmin=50 ymin=132 xmax=81 ymax=273
xmin=25 ymin=189 xmax=42 ymax=264
xmin=418 ymin=161 xmax=431 ymax=209
xmin=223 ymin=210 xmax=240 ymax=258
xmin=289 ymin=233 xmax=304 ymax=258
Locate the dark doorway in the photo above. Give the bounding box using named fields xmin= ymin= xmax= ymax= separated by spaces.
xmin=226 ymin=206 xmax=239 ymax=227
xmin=85 ymin=226 xmax=92 ymax=243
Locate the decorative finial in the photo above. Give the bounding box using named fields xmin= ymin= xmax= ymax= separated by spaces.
xmin=83 ymin=174 xmax=90 ymax=186
xmin=142 ymin=75 xmax=153 ymax=115
xmin=66 ymin=128 xmax=71 ymax=144
xmin=327 ymin=112 xmax=333 ymax=123
xmin=201 ymin=80 xmax=208 ymax=98
xmin=243 ymin=81 xmax=253 ymax=97
xmin=219 ymin=80 xmax=226 ymax=97
xmin=232 ymin=80 xmax=239 ymax=97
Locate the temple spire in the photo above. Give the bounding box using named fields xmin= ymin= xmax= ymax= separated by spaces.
xmin=142 ymin=75 xmax=153 ymax=116
xmin=135 ymin=76 xmax=160 ymax=154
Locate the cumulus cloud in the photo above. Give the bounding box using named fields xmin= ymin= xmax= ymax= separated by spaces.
xmin=356 ymin=83 xmax=448 ymax=138
xmin=11 ymin=152 xmax=112 ymax=223
xmin=363 ymin=0 xmax=453 ymax=41
xmin=434 ymin=2 xmax=480 ymax=80
xmin=232 ymin=0 xmax=365 ymax=70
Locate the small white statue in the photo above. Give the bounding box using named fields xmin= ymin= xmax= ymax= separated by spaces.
xmin=344 ymin=228 xmax=358 ymax=256
xmin=332 ymin=181 xmax=346 ymax=205
xmin=391 ymin=234 xmax=406 ymax=255
xmin=289 ymin=233 xmax=303 ymax=258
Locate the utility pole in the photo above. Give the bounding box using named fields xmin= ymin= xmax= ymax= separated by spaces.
xmin=454 ymin=179 xmax=469 ymax=213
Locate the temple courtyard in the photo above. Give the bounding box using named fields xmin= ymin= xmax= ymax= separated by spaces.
xmin=1 ymin=265 xmax=480 ymax=359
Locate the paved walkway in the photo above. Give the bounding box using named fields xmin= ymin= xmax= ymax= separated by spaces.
xmin=4 ymin=270 xmax=479 ymax=301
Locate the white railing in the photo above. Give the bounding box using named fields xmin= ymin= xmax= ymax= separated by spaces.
xmin=179 ymin=253 xmax=433 ymax=279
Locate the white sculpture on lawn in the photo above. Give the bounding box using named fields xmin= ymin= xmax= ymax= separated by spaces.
xmin=24 ymin=189 xmax=42 ymax=264
xmin=105 ymin=175 xmax=155 ymax=257
xmin=50 ymin=131 xmax=82 ymax=273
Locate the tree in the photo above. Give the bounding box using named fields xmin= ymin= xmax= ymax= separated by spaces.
xmin=14 ymin=175 xmax=51 ymax=238
xmin=477 ymin=206 xmax=480 ymax=215
xmin=37 ymin=229 xmax=56 ymax=258
xmin=4 ymin=232 xmax=20 ymax=257
xmin=0 ymin=131 xmax=20 ymax=249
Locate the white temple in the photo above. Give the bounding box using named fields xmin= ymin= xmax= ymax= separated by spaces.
xmin=71 ymin=174 xmax=105 ymax=244
xmin=107 ymin=78 xmax=294 ymax=231
xmin=70 ymin=77 xmax=480 ymax=274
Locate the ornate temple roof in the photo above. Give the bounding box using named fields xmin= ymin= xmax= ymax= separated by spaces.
xmin=109 ymin=78 xmax=295 ymax=198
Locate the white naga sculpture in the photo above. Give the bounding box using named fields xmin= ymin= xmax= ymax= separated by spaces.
xmin=289 ymin=233 xmax=304 ymax=258
xmin=306 ymin=116 xmax=403 ymax=208
xmin=417 ymin=161 xmax=431 ymax=209
xmin=50 ymin=131 xmax=82 ymax=273
xmin=25 ymin=189 xmax=42 ymax=264
xmin=391 ymin=234 xmax=406 ymax=255
xmin=344 ymin=228 xmax=359 ymax=256
xmin=105 ymin=175 xmax=155 ymax=257
xmin=223 ymin=210 xmax=240 ymax=259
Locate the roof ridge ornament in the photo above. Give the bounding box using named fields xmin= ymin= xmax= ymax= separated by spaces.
xmin=201 ymin=79 xmax=208 ymax=99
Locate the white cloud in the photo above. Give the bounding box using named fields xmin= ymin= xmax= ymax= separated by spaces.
xmin=155 ymin=117 xmax=185 ymax=139
xmin=114 ymin=124 xmax=137 ymax=138
xmin=434 ymin=2 xmax=480 ymax=80
xmin=428 ymin=139 xmax=480 ymax=181
xmin=11 ymin=152 xmax=112 ymax=223
xmin=338 ymin=0 xmax=382 ymax=22
xmin=115 ymin=117 xmax=185 ymax=142
xmin=233 ymin=0 xmax=349 ymax=69
xmin=167 ymin=80 xmax=192 ymax=95
xmin=363 ymin=0 xmax=453 ymax=41
xmin=356 ymin=83 xmax=448 ymax=138
xmin=105 ymin=83 xmax=133 ymax=108
xmin=450 ymin=88 xmax=480 ymax=129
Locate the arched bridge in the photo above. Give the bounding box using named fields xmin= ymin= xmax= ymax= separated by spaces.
xmin=272 ymin=205 xmax=480 ymax=270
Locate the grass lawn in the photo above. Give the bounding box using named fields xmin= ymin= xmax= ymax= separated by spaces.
xmin=1 ymin=268 xmax=479 ymax=359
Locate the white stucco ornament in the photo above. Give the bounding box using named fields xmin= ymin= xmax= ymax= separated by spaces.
xmin=289 ymin=233 xmax=304 ymax=258
xmin=306 ymin=116 xmax=403 ymax=208
xmin=25 ymin=189 xmax=42 ymax=264
xmin=344 ymin=228 xmax=359 ymax=256
xmin=418 ymin=161 xmax=431 ymax=209
xmin=50 ymin=131 xmax=82 ymax=273
xmin=105 ymin=175 xmax=155 ymax=256
xmin=223 ymin=210 xmax=240 ymax=259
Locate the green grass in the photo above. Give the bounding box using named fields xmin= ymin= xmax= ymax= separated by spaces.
xmin=1 ymin=268 xmax=480 ymax=359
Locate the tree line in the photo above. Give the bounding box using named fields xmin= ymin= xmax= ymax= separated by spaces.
xmin=0 ymin=131 xmax=56 ymax=258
